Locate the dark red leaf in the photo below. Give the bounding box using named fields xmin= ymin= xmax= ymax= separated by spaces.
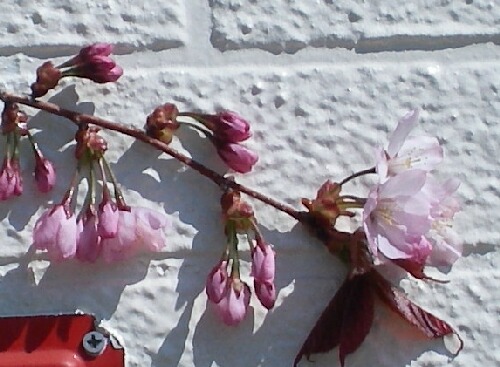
xmin=294 ymin=273 xmax=374 ymax=367
xmin=372 ymin=271 xmax=463 ymax=353
xmin=392 ymin=259 xmax=448 ymax=284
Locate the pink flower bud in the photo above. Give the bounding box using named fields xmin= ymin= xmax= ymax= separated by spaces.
xmin=100 ymin=207 xmax=169 ymax=262
xmin=80 ymin=55 xmax=123 ymax=83
xmin=33 ymin=204 xmax=77 ymax=260
xmin=210 ymin=111 xmax=251 ymax=143
xmin=215 ymin=278 xmax=251 ymax=326
xmin=34 ymin=156 xmax=56 ymax=193
xmin=216 ymin=142 xmax=258 ymax=173
xmin=206 ymin=260 xmax=229 ymax=303
xmin=251 ymin=239 xmax=275 ymax=282
xmin=254 ymin=279 xmax=276 ymax=310
xmin=0 ymin=158 xmax=22 ymax=200
xmin=79 ymin=43 xmax=113 ymax=61
xmin=98 ymin=196 xmax=119 ymax=238
xmin=59 ymin=43 xmax=114 ymax=68
xmin=76 ymin=212 xmax=102 ymax=262
xmin=64 ymin=55 xmax=123 ymax=84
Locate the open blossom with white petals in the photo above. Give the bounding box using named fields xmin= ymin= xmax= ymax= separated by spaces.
xmin=422 ymin=176 xmax=462 ymax=266
xmin=363 ymin=170 xmax=433 ymax=261
xmin=365 ymin=110 xmax=462 ymax=267
xmin=376 ymin=110 xmax=443 ymax=182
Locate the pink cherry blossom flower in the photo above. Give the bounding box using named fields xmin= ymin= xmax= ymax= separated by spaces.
xmin=210 ymin=111 xmax=251 ymax=143
xmin=254 ymin=279 xmax=276 ymax=310
xmin=215 ymin=278 xmax=251 ymax=326
xmin=251 ymin=239 xmax=275 ymax=282
xmin=100 ymin=207 xmax=169 ymax=262
xmin=206 ymin=260 xmax=229 ymax=303
xmin=33 ymin=204 xmax=77 ymax=260
xmin=376 ymin=110 xmax=443 ymax=181
xmin=216 ymin=142 xmax=258 ymax=173
xmin=0 ymin=158 xmax=22 ymax=200
xmin=422 ymin=176 xmax=462 ymax=266
xmin=363 ymin=170 xmax=433 ymax=261
xmin=34 ymin=155 xmax=56 ymax=193
xmin=76 ymin=212 xmax=102 ymax=262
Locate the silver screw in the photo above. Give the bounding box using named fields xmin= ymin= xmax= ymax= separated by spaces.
xmin=82 ymin=331 xmax=107 ymax=356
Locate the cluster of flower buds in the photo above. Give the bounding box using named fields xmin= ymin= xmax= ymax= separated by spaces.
xmin=31 ymin=43 xmax=123 ymax=98
xmin=303 ymin=110 xmax=462 ymax=276
xmin=206 ymin=190 xmax=275 ymax=326
xmin=32 ymin=125 xmax=169 ymax=262
xmin=0 ymin=103 xmax=56 ymax=200
xmin=145 ymin=106 xmax=258 ymax=173
xmin=188 ymin=111 xmax=258 ymax=173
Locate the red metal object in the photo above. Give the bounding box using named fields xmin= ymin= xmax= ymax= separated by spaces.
xmin=0 ymin=314 xmax=124 ymax=367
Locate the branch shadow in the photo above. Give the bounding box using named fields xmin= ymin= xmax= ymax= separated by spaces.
xmin=186 ymin=223 xmax=344 ymax=367
xmin=0 ymin=249 xmax=151 ymax=325
xmin=109 ymin=112 xmax=233 ymax=366
xmin=109 ymin=119 xmax=227 ymax=226
xmin=182 ymin=221 xmax=461 ymax=367
xmin=0 ymin=85 xmax=94 ymax=231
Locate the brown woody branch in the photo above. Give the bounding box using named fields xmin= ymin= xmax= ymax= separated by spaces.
xmin=0 ymin=91 xmax=303 ymax=221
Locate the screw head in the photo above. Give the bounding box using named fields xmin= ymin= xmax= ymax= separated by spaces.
xmin=82 ymin=331 xmax=107 ymax=356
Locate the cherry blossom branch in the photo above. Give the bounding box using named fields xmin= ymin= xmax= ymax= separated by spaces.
xmin=0 ymin=45 xmax=465 ymax=365
xmin=0 ymin=91 xmax=303 ymax=221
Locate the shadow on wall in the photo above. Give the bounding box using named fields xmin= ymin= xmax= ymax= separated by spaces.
xmin=150 ymin=223 xmax=457 ymax=367
xmin=0 ymin=86 xmax=151 ymax=326
xmin=0 ymin=85 xmax=238 ymax=362
xmin=0 ymin=88 xmax=461 ymax=367
xmin=0 ymin=85 xmax=88 ymax=231
xmin=0 ymin=247 xmax=151 ymax=322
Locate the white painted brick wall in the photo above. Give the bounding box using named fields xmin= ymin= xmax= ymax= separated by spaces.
xmin=0 ymin=1 xmax=499 ymax=367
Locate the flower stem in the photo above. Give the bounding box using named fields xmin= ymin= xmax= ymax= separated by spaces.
xmin=0 ymin=92 xmax=303 ymax=221
xmin=339 ymin=167 xmax=376 ymax=186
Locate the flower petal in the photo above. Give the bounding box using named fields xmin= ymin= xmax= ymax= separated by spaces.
xmin=387 ymin=109 xmax=419 ymax=157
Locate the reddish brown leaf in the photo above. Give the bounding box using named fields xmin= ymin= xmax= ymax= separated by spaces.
xmin=392 ymin=259 xmax=448 ymax=284
xmin=372 ymin=271 xmax=463 ymax=352
xmin=294 ymin=273 xmax=374 ymax=367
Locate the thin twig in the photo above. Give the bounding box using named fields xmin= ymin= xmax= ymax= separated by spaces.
xmin=339 ymin=166 xmax=376 ymax=186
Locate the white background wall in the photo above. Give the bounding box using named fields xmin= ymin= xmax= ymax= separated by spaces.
xmin=0 ymin=1 xmax=499 ymax=366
